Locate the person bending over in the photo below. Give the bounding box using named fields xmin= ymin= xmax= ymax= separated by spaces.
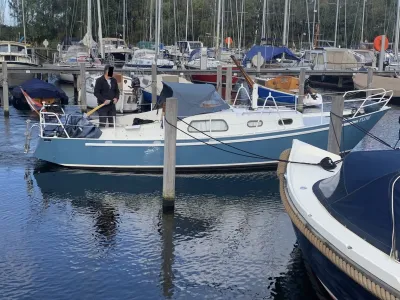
xmin=94 ymin=65 xmax=120 ymax=127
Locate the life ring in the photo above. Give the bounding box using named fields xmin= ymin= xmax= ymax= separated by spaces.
xmin=373 ymin=36 xmax=389 ymax=52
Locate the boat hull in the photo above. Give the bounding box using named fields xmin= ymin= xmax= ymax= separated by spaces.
xmin=293 ymin=226 xmax=376 ymax=299
xmin=34 ymin=110 xmax=387 ymax=170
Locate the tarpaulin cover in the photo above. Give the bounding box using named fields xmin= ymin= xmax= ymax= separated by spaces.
xmin=12 ymin=79 xmax=69 ymax=105
xmin=158 ymin=82 xmax=230 ymax=118
xmin=43 ymin=115 xmax=102 ymax=139
xmin=242 ymin=46 xmax=299 ymax=65
xmin=313 ymin=150 xmax=400 ymax=255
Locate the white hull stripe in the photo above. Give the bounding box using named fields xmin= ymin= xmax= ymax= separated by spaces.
xmin=61 ymin=161 xmax=274 ymax=169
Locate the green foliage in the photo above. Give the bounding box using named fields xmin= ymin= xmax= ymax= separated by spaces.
xmin=3 ymin=0 xmax=399 ymax=48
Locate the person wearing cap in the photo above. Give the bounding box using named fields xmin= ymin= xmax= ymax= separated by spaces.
xmin=94 ymin=65 xmax=120 ymax=127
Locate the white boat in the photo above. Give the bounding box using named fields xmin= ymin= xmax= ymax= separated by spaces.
xmin=84 ymin=73 xmax=140 ymax=113
xmin=0 ymin=41 xmax=39 ymax=87
xmin=102 ymin=38 xmax=132 ymax=65
xmin=27 ymin=83 xmax=390 ymax=171
xmin=278 ymin=139 xmax=400 ymax=299
xmin=123 ymin=49 xmax=174 ymax=70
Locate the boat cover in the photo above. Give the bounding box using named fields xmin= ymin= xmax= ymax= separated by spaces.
xmin=43 ymin=115 xmax=102 ymax=139
xmin=12 ymin=79 xmax=69 ymax=105
xmin=242 ymin=46 xmax=300 ymax=65
xmin=188 ymin=48 xmax=214 ymax=61
xmin=158 ymin=82 xmax=230 ymax=118
xmin=313 ymin=150 xmax=400 ymax=256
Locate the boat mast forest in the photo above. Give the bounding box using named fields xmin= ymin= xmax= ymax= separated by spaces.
xmin=2 ymin=0 xmax=399 ymax=48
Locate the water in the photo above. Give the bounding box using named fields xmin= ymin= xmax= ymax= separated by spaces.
xmin=0 ymin=90 xmax=399 ymax=299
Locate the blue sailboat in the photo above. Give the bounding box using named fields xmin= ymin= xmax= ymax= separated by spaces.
xmin=27 ymin=82 xmax=390 ymax=171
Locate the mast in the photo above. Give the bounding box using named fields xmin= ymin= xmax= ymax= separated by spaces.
xmin=97 ymin=0 xmax=104 ymax=59
xmin=261 ymin=0 xmax=267 ymax=41
xmin=306 ymin=0 xmax=311 ymax=49
xmin=216 ymin=0 xmax=222 ymax=57
xmin=395 ymin=0 xmax=400 ymax=59
xmin=149 ymin=0 xmax=153 ymax=41
xmin=185 ymin=0 xmax=189 ymax=40
xmin=361 ymin=0 xmax=366 ymax=43
xmin=334 ymin=0 xmax=339 ymax=47
xmin=312 ymin=0 xmax=317 ymax=48
xmin=21 ymin=0 xmax=26 ymax=48
xmin=123 ymin=0 xmax=126 ymax=42
xmin=155 ymin=0 xmax=161 ymax=62
xmin=282 ymin=0 xmax=289 ymax=46
xmin=221 ymin=0 xmax=225 ymax=50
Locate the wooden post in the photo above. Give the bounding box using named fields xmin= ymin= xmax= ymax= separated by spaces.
xmin=73 ymin=74 xmax=79 ymax=104
xmin=2 ymin=62 xmax=9 ymax=117
xmin=152 ymin=63 xmax=157 ymax=107
xmin=79 ymin=63 xmax=87 ymax=112
xmin=225 ymin=66 xmax=232 ymax=103
xmin=378 ymin=35 xmax=385 ymax=71
xmin=217 ymin=65 xmax=223 ymax=95
xmin=297 ymin=68 xmax=306 ymax=113
xmin=256 ymin=52 xmax=262 ymax=75
xmin=366 ymin=68 xmax=373 ymax=97
xmin=163 ymin=97 xmax=178 ymax=212
xmin=327 ymin=95 xmax=344 ymax=155
xmin=200 ymin=47 xmax=207 ymax=70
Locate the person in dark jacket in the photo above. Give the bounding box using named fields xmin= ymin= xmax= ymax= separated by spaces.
xmin=94 ymin=65 xmax=120 ymax=127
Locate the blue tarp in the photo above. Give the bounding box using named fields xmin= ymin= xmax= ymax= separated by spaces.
xmin=313 ymin=150 xmax=400 ymax=256
xmin=242 ymin=46 xmax=300 ymax=65
xmin=158 ymin=82 xmax=230 ymax=117
xmin=12 ymin=78 xmax=69 ymax=104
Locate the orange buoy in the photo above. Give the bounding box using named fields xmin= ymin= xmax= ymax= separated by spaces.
xmin=225 ymin=37 xmax=233 ymax=46
xmin=373 ymin=36 xmax=389 ymax=51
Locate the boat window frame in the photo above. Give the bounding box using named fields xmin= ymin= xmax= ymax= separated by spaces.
xmin=247 ymin=120 xmax=263 ymax=128
xmin=278 ymin=118 xmax=293 ymax=126
xmin=187 ymin=119 xmax=229 ymax=133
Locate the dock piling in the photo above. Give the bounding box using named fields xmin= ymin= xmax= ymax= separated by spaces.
xmin=327 ymin=95 xmax=344 ymax=155
xmin=225 ymin=66 xmax=232 ymax=103
xmin=297 ymin=68 xmax=306 ymax=113
xmin=217 ymin=65 xmax=223 ymax=95
xmin=2 ymin=62 xmax=9 ymax=117
xmin=163 ymin=97 xmax=178 ymax=212
xmin=200 ymin=47 xmax=207 ymax=70
xmin=256 ymin=52 xmax=262 ymax=75
xmin=79 ymin=63 xmax=87 ymax=112
xmin=366 ymin=68 xmax=373 ymax=97
xmin=378 ymin=35 xmax=386 ymax=71
xmin=152 ymin=63 xmax=157 ymax=106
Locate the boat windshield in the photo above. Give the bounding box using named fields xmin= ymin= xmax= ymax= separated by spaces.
xmin=0 ymin=45 xmax=8 ymax=52
xmin=10 ymin=45 xmax=26 ymax=53
xmin=189 ymin=42 xmax=202 ymax=49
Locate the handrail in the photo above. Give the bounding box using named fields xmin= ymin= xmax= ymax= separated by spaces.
xmin=232 ymin=83 xmax=251 ymax=106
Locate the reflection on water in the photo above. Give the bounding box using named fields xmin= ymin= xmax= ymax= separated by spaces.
xmin=1 ymin=95 xmax=399 ymax=298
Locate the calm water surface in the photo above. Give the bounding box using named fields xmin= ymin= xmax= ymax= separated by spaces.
xmin=0 ymin=88 xmax=399 ymax=299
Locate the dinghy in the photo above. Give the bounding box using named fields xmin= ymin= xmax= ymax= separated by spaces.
xmin=278 ymin=140 xmax=400 ymax=299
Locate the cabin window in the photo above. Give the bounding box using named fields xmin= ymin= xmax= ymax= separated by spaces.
xmin=0 ymin=45 xmax=8 ymax=52
xmin=5 ymin=56 xmax=16 ymax=61
xmin=188 ymin=119 xmax=228 ymax=133
xmin=247 ymin=120 xmax=263 ymax=128
xmin=278 ymin=118 xmax=293 ymax=126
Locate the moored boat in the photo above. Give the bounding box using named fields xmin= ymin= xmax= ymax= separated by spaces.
xmin=27 ymin=83 xmax=391 ymax=171
xmin=278 ymin=139 xmax=400 ymax=299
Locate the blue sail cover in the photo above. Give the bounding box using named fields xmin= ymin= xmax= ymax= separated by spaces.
xmin=158 ymin=82 xmax=230 ymax=117
xmin=12 ymin=78 xmax=69 ymax=104
xmin=313 ymin=150 xmax=400 ymax=256
xmin=242 ymin=46 xmax=299 ymax=65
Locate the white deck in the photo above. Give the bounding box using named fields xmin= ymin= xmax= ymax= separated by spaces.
xmin=286 ymin=140 xmax=400 ymax=292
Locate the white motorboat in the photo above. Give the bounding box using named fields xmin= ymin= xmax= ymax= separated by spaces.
xmin=0 ymin=41 xmax=39 ymax=87
xmin=278 ymin=139 xmax=400 ymax=299
xmin=123 ymin=49 xmax=174 ymax=71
